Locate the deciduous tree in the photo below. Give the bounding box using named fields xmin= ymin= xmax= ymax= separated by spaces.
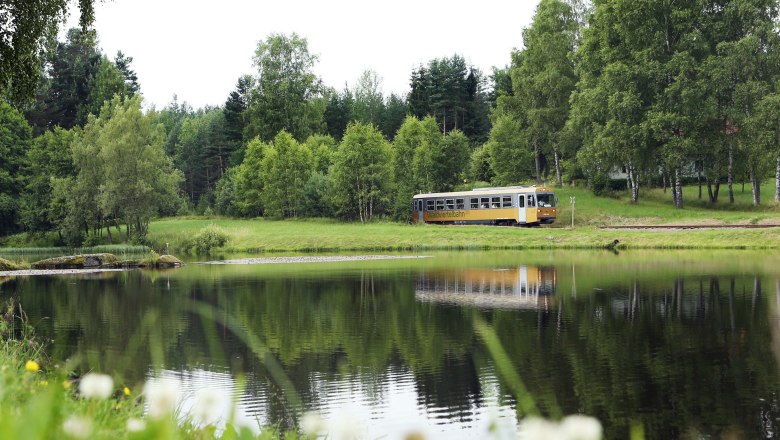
xmin=244 ymin=33 xmax=323 ymax=142
xmin=331 ymin=123 xmax=392 ymax=222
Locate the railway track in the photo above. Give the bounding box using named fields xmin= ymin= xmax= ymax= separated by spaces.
xmin=598 ymin=224 xmax=780 ymax=230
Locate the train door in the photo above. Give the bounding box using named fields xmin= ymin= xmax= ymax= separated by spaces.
xmin=417 ymin=199 xmax=425 ymax=223
xmin=517 ymin=195 xmax=527 ymax=224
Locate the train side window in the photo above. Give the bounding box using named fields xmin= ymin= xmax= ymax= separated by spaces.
xmin=491 ymin=197 xmax=500 ymax=208
xmin=518 ymin=196 xmax=525 ymax=207
xmin=445 ymin=199 xmax=455 ymax=210
xmin=480 ymin=197 xmax=490 ymax=208
xmin=456 ymin=198 xmax=465 ymax=209
xmin=528 ymin=195 xmax=536 ymax=207
xmin=502 ymin=196 xmax=512 ymax=207
xmin=426 ymin=200 xmax=434 ymax=210
xmin=470 ymin=198 xmax=479 ymax=209
xmin=436 ymin=199 xmax=445 ymax=210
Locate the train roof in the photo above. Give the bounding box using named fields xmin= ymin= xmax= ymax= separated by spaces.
xmin=412 ymin=186 xmax=554 ymax=199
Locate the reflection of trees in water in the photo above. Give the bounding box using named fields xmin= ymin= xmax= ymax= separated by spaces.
xmin=2 ymin=268 xmax=780 ymax=438
xmin=542 ymin=274 xmax=780 ymax=439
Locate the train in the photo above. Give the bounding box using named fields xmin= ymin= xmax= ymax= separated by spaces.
xmin=411 ymin=186 xmax=557 ymax=226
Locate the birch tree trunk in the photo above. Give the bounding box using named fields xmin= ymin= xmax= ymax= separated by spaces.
xmin=728 ymin=134 xmax=735 ymax=203
xmin=697 ymin=163 xmax=702 ymax=199
xmin=662 ymin=171 xmax=667 ymax=194
xmin=554 ymin=150 xmax=562 ymax=186
xmin=674 ymin=168 xmax=683 ymax=209
xmin=775 ymin=155 xmax=780 ymax=203
xmin=750 ymin=165 xmax=760 ymax=206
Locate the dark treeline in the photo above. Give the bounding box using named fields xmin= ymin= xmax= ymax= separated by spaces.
xmin=1 ymin=0 xmax=780 ymax=245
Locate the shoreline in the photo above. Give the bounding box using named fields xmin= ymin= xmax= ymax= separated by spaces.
xmin=198 ymin=255 xmax=432 ymax=265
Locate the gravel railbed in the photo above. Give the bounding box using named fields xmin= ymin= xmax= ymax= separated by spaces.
xmin=199 ymin=255 xmax=432 ymax=265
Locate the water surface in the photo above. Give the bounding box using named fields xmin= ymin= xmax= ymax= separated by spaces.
xmin=2 ymin=250 xmax=780 ymax=439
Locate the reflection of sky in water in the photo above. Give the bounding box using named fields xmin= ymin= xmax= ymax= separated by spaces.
xmin=153 ymin=366 xmax=519 ymax=439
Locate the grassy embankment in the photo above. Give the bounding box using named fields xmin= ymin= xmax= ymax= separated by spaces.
xmin=2 ymin=183 xmax=780 ymax=255
xmin=145 ymin=184 xmax=780 ymax=253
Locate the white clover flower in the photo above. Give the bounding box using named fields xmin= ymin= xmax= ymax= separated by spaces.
xmin=191 ymin=387 xmax=230 ymax=427
xmin=517 ymin=417 xmax=561 ymax=440
xmin=233 ymin=410 xmax=262 ymax=435
xmin=328 ymin=407 xmax=366 ymax=440
xmin=143 ymin=378 xmax=181 ymax=419
xmin=79 ymin=373 xmax=114 ymax=400
xmin=126 ymin=418 xmax=146 ymax=432
xmin=62 ymin=416 xmax=92 ymax=439
xmin=300 ymin=411 xmax=325 ymax=436
xmin=560 ymin=415 xmax=603 ymax=440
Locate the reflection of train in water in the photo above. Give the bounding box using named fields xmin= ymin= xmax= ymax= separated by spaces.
xmin=415 ymin=266 xmax=557 ymax=310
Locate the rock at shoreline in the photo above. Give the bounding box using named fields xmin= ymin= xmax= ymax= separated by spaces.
xmin=100 ymin=254 xmax=183 ymax=269
xmin=150 ymin=254 xmax=183 ymax=268
xmin=31 ymin=254 xmax=118 ymax=269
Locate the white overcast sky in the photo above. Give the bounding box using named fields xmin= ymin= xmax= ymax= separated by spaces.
xmin=64 ymin=0 xmax=540 ymax=110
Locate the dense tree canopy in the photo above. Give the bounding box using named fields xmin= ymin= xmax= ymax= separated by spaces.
xmin=0 ymin=102 xmax=32 ymax=232
xmin=0 ymin=0 xmax=95 ymax=104
xmin=3 ymin=5 xmax=780 ymax=239
xmin=243 ymin=33 xmax=323 ymax=142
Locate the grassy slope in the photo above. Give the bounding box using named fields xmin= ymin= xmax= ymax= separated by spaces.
xmin=146 ymin=217 xmax=780 ymax=252
xmin=143 ymin=183 xmax=780 ymax=252
xmin=3 ymin=183 xmax=780 ymax=253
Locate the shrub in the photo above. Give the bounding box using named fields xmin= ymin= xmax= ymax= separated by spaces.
xmin=184 ymin=225 xmax=229 ymax=255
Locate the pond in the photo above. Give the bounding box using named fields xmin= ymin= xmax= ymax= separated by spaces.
xmin=2 ymin=250 xmax=780 ymax=439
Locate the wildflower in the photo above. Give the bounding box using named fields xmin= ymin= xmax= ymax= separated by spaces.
xmin=300 ymin=411 xmax=325 ymax=436
xmin=62 ymin=416 xmax=92 ymax=439
xmin=79 ymin=373 xmax=114 ymax=400
xmin=126 ymin=418 xmax=146 ymax=432
xmin=39 ymin=380 xmax=48 ymax=387
xmin=518 ymin=417 xmax=561 ymax=440
xmin=560 ymin=415 xmax=603 ymax=440
xmin=143 ymin=378 xmax=181 ymax=419
xmin=123 ymin=386 xmax=131 ymax=396
xmin=25 ymin=360 xmax=39 ymax=372
xmin=63 ymin=380 xmax=72 ymax=389
xmin=328 ymin=407 xmax=366 ymax=440
xmin=191 ymin=387 xmax=229 ymax=427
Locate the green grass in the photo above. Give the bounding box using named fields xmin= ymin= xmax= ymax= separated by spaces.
xmin=3 ymin=183 xmax=780 ymax=254
xmin=142 ymin=217 xmax=780 ymax=253
xmin=552 ymin=182 xmax=780 ymax=226
xmin=142 ymin=183 xmax=780 ymax=252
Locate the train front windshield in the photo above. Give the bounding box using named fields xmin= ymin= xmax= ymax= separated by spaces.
xmin=537 ymin=193 xmax=556 ymax=208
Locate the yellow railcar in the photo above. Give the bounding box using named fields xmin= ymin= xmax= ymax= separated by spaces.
xmin=410 ymin=186 xmax=557 ymax=226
